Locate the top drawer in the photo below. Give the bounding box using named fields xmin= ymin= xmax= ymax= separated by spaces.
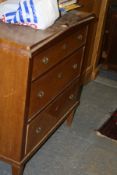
xmin=32 ymin=26 xmax=87 ymax=80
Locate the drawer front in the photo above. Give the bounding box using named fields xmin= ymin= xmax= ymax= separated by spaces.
xmin=32 ymin=27 xmax=87 ymax=80
xmin=26 ymin=78 xmax=80 ymax=154
xmin=29 ymin=48 xmax=84 ymax=119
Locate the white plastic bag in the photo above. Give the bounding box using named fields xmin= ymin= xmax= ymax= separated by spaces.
xmin=0 ymin=0 xmax=19 ymax=19
xmin=0 ymin=0 xmax=60 ymax=30
xmin=35 ymin=0 xmax=60 ymax=29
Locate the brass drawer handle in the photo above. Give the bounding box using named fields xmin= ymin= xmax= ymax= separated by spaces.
xmin=36 ymin=127 xmax=42 ymax=134
xmin=57 ymin=72 xmax=63 ymax=79
xmin=72 ymin=63 xmax=78 ymax=70
xmin=69 ymin=94 xmax=74 ymax=100
xmin=77 ymin=34 xmax=83 ymax=41
xmin=62 ymin=43 xmax=67 ymax=50
xmin=37 ymin=90 xmax=45 ymax=98
xmin=42 ymin=57 xmax=49 ymax=64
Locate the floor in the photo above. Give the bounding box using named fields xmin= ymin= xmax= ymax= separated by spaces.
xmin=0 ymin=73 xmax=117 ymax=175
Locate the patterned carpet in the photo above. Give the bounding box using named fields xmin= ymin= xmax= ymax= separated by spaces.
xmin=0 ymin=75 xmax=117 ymax=175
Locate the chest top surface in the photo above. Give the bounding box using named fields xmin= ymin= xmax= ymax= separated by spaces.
xmin=0 ymin=11 xmax=95 ymax=52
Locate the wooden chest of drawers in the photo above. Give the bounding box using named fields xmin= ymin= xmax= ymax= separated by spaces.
xmin=0 ymin=11 xmax=94 ymax=175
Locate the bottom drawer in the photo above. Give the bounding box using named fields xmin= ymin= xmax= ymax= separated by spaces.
xmin=25 ymin=78 xmax=80 ymax=154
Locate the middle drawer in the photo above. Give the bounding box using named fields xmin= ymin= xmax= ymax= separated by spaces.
xmin=28 ymin=48 xmax=84 ymax=119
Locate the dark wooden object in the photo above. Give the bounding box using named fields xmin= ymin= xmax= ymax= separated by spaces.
xmin=0 ymin=11 xmax=94 ymax=175
xmin=100 ymin=0 xmax=117 ymax=71
xmin=79 ymin=0 xmax=109 ymax=83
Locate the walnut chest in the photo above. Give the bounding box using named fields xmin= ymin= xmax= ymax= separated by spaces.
xmin=0 ymin=11 xmax=94 ymax=175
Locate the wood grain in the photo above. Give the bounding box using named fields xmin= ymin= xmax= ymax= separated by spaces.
xmin=0 ymin=41 xmax=30 ymax=161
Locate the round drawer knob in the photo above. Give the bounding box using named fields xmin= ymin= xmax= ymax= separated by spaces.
xmin=72 ymin=63 xmax=78 ymax=69
xmin=57 ymin=72 xmax=63 ymax=79
xmin=62 ymin=43 xmax=67 ymax=50
xmin=36 ymin=127 xmax=42 ymax=134
xmin=42 ymin=57 xmax=49 ymax=64
xmin=55 ymin=106 xmax=59 ymax=111
xmin=37 ymin=90 xmax=45 ymax=98
xmin=77 ymin=34 xmax=83 ymax=41
xmin=69 ymin=94 xmax=74 ymax=100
